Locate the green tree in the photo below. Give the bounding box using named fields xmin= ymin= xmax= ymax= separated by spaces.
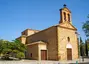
xmin=80 ymin=37 xmax=85 ymax=56
xmin=0 ymin=40 xmax=11 ymax=55
xmin=11 ymin=39 xmax=26 ymax=59
xmin=82 ymin=15 xmax=89 ymax=56
xmin=85 ymin=40 xmax=88 ymax=56
xmin=0 ymin=39 xmax=26 ymax=60
xmin=16 ymin=52 xmax=25 ymax=59
xmin=0 ymin=39 xmax=3 ymax=54
xmin=12 ymin=39 xmax=26 ymax=52
xmin=82 ymin=15 xmax=89 ymax=37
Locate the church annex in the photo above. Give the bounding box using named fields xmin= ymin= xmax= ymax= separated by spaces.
xmin=17 ymin=5 xmax=79 ymax=60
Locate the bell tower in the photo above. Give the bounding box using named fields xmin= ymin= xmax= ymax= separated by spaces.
xmin=59 ymin=4 xmax=72 ymax=24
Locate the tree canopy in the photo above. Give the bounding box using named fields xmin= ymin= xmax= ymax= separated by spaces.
xmin=0 ymin=39 xmax=26 ymax=60
xmin=82 ymin=15 xmax=89 ymax=37
xmin=82 ymin=15 xmax=89 ymax=56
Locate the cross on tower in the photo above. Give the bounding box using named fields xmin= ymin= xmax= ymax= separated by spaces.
xmin=63 ymin=4 xmax=67 ymax=7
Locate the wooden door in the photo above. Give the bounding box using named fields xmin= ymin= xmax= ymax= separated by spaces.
xmin=41 ymin=50 xmax=47 ymax=60
xmin=67 ymin=48 xmax=72 ymax=60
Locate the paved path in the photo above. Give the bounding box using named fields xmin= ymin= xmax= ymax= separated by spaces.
xmin=0 ymin=58 xmax=89 ymax=64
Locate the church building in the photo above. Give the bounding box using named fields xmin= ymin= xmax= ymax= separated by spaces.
xmin=17 ymin=5 xmax=79 ymax=60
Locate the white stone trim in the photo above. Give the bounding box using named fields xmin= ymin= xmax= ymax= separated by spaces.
xmin=66 ymin=43 xmax=72 ymax=48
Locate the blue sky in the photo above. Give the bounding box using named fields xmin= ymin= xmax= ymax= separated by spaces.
xmin=0 ymin=0 xmax=89 ymax=41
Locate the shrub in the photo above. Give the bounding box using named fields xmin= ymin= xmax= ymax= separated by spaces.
xmin=16 ymin=52 xmax=25 ymax=59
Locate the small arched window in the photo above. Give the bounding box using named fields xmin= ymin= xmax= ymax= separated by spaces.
xmin=68 ymin=14 xmax=70 ymax=22
xmin=64 ymin=12 xmax=66 ymax=21
xmin=67 ymin=37 xmax=70 ymax=42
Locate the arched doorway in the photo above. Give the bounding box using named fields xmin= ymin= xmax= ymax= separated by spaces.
xmin=66 ymin=43 xmax=72 ymax=60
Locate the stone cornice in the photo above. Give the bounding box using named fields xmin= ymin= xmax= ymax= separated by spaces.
xmin=57 ymin=25 xmax=77 ymax=31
